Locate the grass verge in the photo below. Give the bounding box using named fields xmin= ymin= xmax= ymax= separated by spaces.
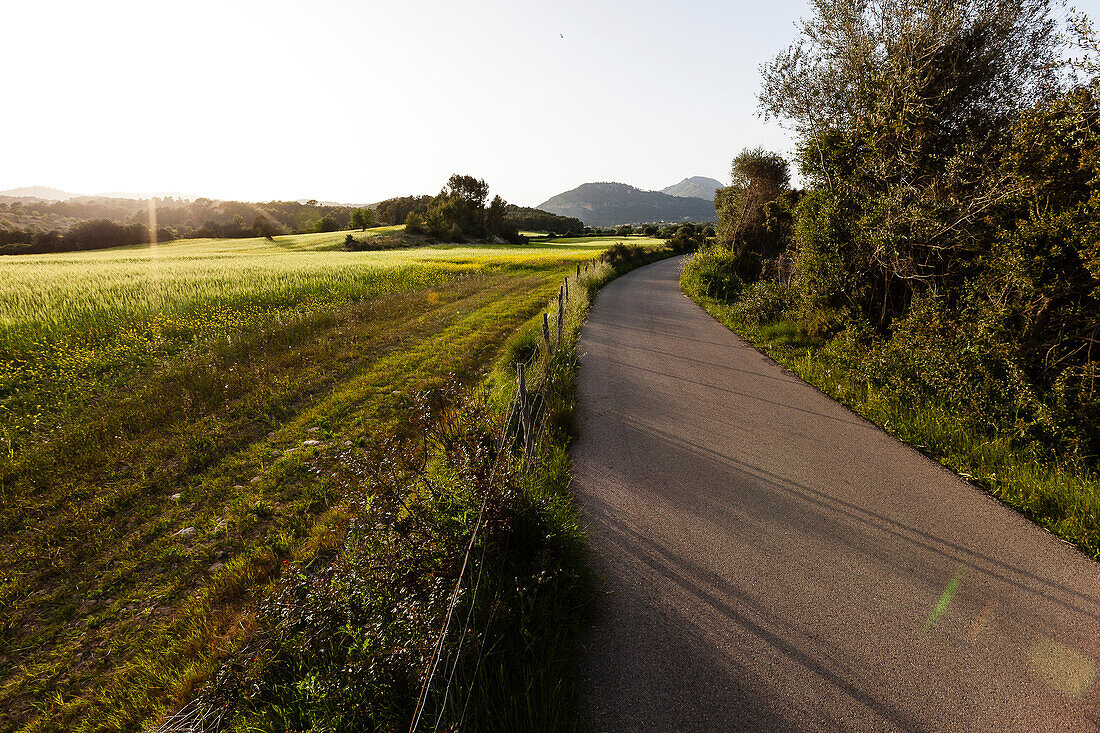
xmin=3 ymin=238 xmax=666 ymax=732
xmin=142 ymin=243 xmax=675 ymax=732
xmin=680 ymin=259 xmax=1100 ymax=561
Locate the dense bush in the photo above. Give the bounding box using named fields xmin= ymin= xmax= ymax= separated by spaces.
xmin=680 ymin=248 xmax=751 ymax=301
xmin=0 ymin=219 xmax=177 ymax=254
xmin=700 ymin=0 xmax=1100 ymax=463
xmin=728 ymin=280 xmax=794 ymax=327
xmin=502 ymin=205 xmax=583 ymax=234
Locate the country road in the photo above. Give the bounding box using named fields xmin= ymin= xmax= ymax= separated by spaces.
xmin=572 ymin=255 xmax=1100 ymax=732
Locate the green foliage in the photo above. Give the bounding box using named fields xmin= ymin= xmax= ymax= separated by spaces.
xmin=373 ymin=195 xmax=432 ymax=226
xmin=762 ymin=0 xmax=1064 ymax=323
xmin=680 ymin=247 xmax=751 ymax=301
xmin=420 ymin=174 xmax=522 ymax=243
xmin=404 ymin=210 xmax=426 ymax=235
xmin=0 ymin=235 xmax=629 ymax=731
xmin=740 ymin=0 xmax=1100 ymax=472
xmin=716 ymin=148 xmax=790 ymax=254
xmin=349 ymin=207 xmax=376 ymax=230
xmin=663 ymin=223 xmax=708 ymax=254
xmin=728 ymin=280 xmax=794 ymax=327
xmin=597 ymin=242 xmax=672 ymax=274
xmin=790 ymin=187 xmax=863 ymax=315
xmin=502 ymin=205 xmax=583 ymax=234
xmin=682 ymin=280 xmax=1100 ymax=560
xmin=252 ymin=214 xmax=281 ymax=240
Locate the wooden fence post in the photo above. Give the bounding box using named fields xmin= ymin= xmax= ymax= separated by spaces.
xmin=564 ymin=276 xmax=569 ymax=301
xmin=557 ymin=288 xmax=564 ymax=341
xmin=517 ymin=362 xmax=531 ymax=452
xmin=542 ymin=312 xmax=551 ymax=350
xmin=576 ymin=263 xmax=581 ymax=279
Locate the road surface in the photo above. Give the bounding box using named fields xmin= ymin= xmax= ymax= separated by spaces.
xmin=572 ymin=256 xmax=1100 ymax=731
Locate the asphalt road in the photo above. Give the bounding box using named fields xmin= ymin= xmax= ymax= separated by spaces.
xmin=572 ymin=255 xmax=1100 ymax=732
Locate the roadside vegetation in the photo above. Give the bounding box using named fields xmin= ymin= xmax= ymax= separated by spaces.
xmin=0 ymin=229 xmax=665 ymax=731
xmin=683 ymin=0 xmax=1100 ymax=559
xmin=151 ymin=241 xmax=674 ymax=732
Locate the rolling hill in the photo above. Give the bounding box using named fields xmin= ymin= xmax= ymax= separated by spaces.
xmin=0 ymin=186 xmax=80 ymax=203
xmin=536 ymin=182 xmax=716 ymax=227
xmin=661 ymin=176 xmax=724 ymax=200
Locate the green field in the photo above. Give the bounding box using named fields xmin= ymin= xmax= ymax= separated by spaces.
xmin=0 ymin=232 xmax=659 ymax=731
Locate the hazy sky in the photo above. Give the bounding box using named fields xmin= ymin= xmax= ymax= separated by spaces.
xmin=4 ymin=0 xmax=1098 ymax=206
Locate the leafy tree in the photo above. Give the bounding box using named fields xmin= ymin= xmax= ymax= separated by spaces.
xmin=426 ymin=174 xmax=491 ymax=239
xmin=759 ymin=0 xmax=1064 ymax=322
xmin=404 ymin=211 xmax=426 ymax=235
xmin=716 ymin=149 xmax=790 ymax=254
xmin=350 ymin=207 xmax=376 ymax=230
xmin=253 ymin=215 xmax=280 ymax=240
xmin=374 ymin=196 xmax=432 ymax=225
xmin=485 ymin=195 xmax=507 ymax=237
xmin=502 ymin=206 xmax=583 ymax=234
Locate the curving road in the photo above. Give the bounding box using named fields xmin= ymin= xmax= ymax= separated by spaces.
xmin=572 ymin=256 xmax=1100 ymax=732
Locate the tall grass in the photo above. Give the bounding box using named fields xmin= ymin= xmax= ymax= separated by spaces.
xmin=154 ymin=244 xmax=673 ymax=732
xmin=0 ymin=235 xmax=664 ymax=732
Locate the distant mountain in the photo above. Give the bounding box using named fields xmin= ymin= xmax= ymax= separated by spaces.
xmin=661 ymin=176 xmax=724 ymax=200
xmin=536 ymin=182 xmax=716 ymax=227
xmin=0 ymin=186 xmax=79 ymax=202
xmin=0 ymin=187 xmax=201 ymax=203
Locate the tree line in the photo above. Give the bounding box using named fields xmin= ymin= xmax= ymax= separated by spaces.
xmin=696 ymin=0 xmax=1100 ymax=461
xmin=0 ymin=184 xmax=598 ymax=253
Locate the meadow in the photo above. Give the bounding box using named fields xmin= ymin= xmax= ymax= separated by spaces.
xmin=0 ymin=231 xmax=656 ymax=731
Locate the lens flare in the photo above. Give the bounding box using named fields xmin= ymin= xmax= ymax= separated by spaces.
xmin=926 ymin=565 xmax=965 ymax=629
xmin=1029 ymin=638 xmax=1097 ymax=698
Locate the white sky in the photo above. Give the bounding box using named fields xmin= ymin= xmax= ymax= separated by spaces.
xmin=4 ymin=0 xmax=1099 ymax=206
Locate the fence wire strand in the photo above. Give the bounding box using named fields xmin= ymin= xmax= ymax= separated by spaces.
xmin=410 ymin=269 xmax=587 ymax=733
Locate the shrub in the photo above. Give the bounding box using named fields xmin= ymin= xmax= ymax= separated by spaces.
xmin=681 ymin=248 xmax=760 ymax=301
xmin=404 ymin=211 xmax=425 ymax=236
xmin=729 ymin=281 xmax=794 ymax=326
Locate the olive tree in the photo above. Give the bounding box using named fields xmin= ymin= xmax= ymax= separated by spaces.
xmin=759 ymin=0 xmax=1065 ymax=317
xmin=716 ymin=147 xmax=790 ymax=253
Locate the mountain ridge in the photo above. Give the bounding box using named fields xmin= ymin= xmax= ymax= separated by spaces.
xmin=661 ymin=176 xmax=724 ymax=200
xmin=536 ymin=181 xmax=716 ymax=227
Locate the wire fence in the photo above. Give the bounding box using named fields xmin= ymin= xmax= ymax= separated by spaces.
xmin=407 ymin=260 xmax=596 ymax=733
xmin=147 ymin=259 xmax=600 ymax=733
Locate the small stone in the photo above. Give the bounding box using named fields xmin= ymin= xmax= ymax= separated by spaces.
xmin=302 ymin=439 xmax=321 ymax=446
xmin=233 ymin=484 xmax=245 ymax=490
xmin=344 ymin=440 xmax=353 ymax=446
xmin=174 ymin=527 xmax=196 ymax=538
xmin=271 ymin=450 xmax=281 ymax=456
xmin=250 ymin=476 xmax=262 ymax=484
xmin=267 ymin=431 xmax=275 ymax=438
xmin=207 ymin=562 xmax=224 ymax=573
xmin=170 ymin=493 xmax=182 ymax=501
xmin=308 ymin=427 xmax=320 ymax=433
